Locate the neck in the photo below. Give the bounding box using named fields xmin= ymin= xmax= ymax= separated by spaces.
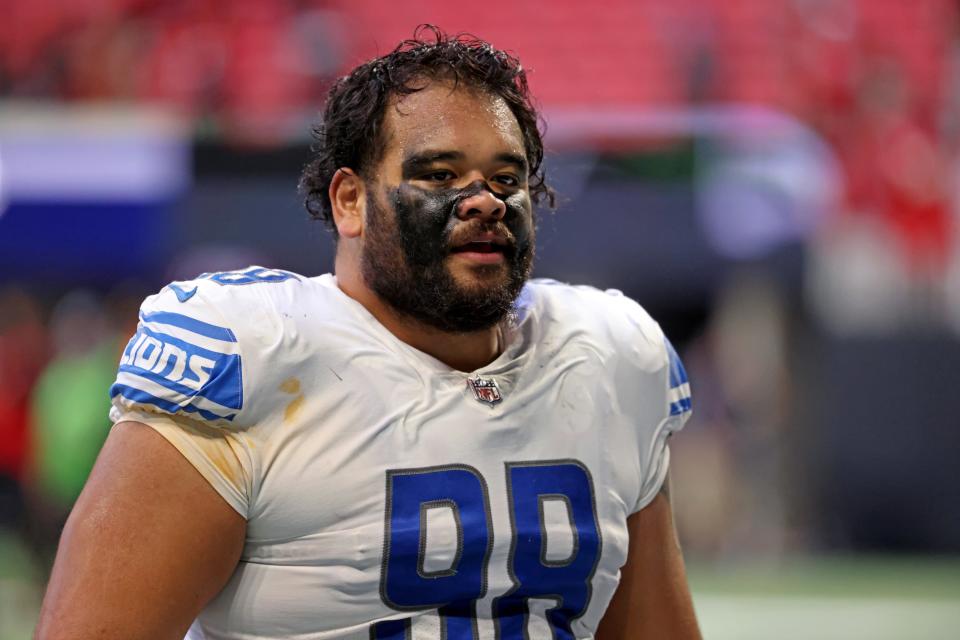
xmin=335 ymin=256 xmax=504 ymax=372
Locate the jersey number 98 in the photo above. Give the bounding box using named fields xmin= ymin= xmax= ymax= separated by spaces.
xmin=373 ymin=460 xmax=601 ymax=639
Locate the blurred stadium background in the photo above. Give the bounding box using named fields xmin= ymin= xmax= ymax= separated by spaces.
xmin=2 ymin=0 xmax=960 ymax=637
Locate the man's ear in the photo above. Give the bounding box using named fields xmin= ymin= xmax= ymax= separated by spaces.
xmin=330 ymin=168 xmax=365 ymax=238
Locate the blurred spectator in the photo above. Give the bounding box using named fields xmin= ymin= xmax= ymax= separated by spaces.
xmin=842 ymin=60 xmax=951 ymax=276
xmin=26 ymin=290 xmax=120 ymax=561
xmin=674 ymin=271 xmax=796 ymax=558
xmin=807 ymin=56 xmax=954 ymax=334
xmin=807 ymin=215 xmax=913 ymax=334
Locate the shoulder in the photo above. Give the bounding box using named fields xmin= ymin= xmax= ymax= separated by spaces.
xmin=522 ymin=279 xmax=665 ymax=365
xmin=111 ymin=267 xmax=337 ymax=428
xmin=139 ymin=266 xmax=315 ymax=365
xmin=144 ymin=266 xmax=347 ymax=341
xmin=522 ymin=278 xmax=691 ymax=415
xmin=150 ymin=266 xmax=315 ymax=318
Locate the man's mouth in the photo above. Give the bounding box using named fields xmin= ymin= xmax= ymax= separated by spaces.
xmin=448 ymin=233 xmax=511 ymax=265
xmin=449 ymin=231 xmax=511 ymax=253
xmin=450 ymin=240 xmax=504 ymax=254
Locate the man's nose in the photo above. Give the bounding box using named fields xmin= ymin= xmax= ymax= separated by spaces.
xmin=456 ymin=185 xmax=507 ymax=221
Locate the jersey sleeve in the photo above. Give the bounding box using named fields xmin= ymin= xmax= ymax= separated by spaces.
xmin=109 ymin=281 xmax=248 ymax=427
xmin=116 ymin=409 xmax=253 ymax=517
xmin=108 ymin=272 xmax=281 ymax=518
xmin=633 ymin=334 xmax=693 ymax=512
xmin=561 ymin=284 xmax=694 ymax=514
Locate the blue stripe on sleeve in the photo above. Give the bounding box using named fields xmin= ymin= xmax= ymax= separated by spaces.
xmin=669 ymin=397 xmax=692 ymax=416
xmin=119 ymin=364 xmax=204 ymax=400
xmin=664 ymin=337 xmax=689 ymax=390
xmin=110 ymin=383 xmax=236 ymax=422
xmin=140 ymin=310 xmax=237 ymax=343
xmin=665 ymin=336 xmax=691 ymax=416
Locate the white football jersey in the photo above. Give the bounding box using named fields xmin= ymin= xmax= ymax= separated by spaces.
xmin=109 ymin=266 xmax=692 ymax=640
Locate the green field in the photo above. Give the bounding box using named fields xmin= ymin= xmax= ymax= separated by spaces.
xmin=688 ymin=557 xmax=960 ymax=640
xmin=3 ymin=529 xmax=958 ymax=639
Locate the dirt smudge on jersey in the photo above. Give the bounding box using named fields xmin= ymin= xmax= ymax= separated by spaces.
xmin=279 ymin=377 xmax=301 ymax=395
xmin=284 ymin=393 xmax=304 ymax=422
xmin=166 ymin=415 xmax=246 ymax=489
xmin=279 ymin=377 xmax=305 ymax=423
xmin=205 ymin=441 xmax=242 ymax=488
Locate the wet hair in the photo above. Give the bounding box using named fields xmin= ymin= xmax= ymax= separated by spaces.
xmin=300 ymin=25 xmax=554 ymax=233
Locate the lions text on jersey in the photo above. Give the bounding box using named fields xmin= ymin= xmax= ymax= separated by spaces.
xmin=109 ymin=266 xmax=692 ymax=639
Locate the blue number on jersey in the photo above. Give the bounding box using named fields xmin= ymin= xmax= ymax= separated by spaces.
xmin=376 ymin=465 xmax=492 ymax=639
xmin=494 ymin=461 xmax=601 ymax=640
xmin=373 ymin=460 xmax=600 ymax=639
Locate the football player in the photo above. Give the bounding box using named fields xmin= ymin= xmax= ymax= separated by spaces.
xmin=37 ymin=27 xmax=700 ymax=639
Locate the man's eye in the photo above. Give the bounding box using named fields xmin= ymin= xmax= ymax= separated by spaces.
xmin=492 ymin=174 xmax=520 ymax=187
xmin=422 ymin=170 xmax=455 ymax=182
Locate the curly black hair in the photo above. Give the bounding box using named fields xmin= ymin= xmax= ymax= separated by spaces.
xmin=300 ymin=25 xmax=554 ymax=234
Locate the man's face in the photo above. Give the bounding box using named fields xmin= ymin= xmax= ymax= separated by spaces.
xmin=360 ymin=80 xmax=535 ymax=333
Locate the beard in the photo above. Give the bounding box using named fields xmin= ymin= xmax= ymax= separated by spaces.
xmin=360 ymin=181 xmax=535 ymax=333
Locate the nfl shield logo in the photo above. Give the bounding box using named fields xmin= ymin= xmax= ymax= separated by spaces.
xmin=467 ymin=376 xmax=503 ymax=406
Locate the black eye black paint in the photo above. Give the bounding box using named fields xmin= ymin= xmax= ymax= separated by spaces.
xmin=360 ymin=179 xmax=535 ymax=334
xmin=390 ymin=181 xmax=532 ymax=267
